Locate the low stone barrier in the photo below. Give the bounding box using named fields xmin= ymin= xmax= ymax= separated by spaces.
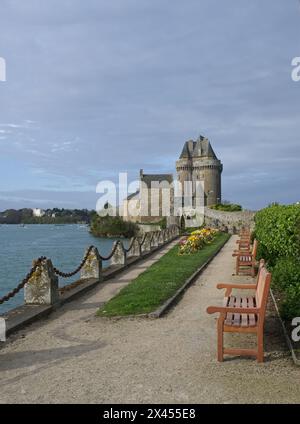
xmin=110 ymin=242 xmax=127 ymax=266
xmin=204 ymin=207 xmax=256 ymax=234
xmin=0 ymin=225 xmax=180 ymax=332
xmin=24 ymin=258 xmax=59 ymax=306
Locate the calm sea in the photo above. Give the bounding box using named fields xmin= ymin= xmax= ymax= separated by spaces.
xmin=0 ymin=224 xmax=128 ymax=314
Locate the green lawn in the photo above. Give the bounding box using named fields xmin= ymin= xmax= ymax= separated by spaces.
xmin=97 ymin=232 xmax=230 ymax=317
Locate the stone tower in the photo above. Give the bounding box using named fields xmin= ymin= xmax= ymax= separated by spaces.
xmin=176 ymin=135 xmax=223 ymax=207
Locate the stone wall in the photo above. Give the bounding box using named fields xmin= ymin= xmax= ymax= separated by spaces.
xmin=138 ymin=223 xmax=161 ymax=233
xmin=203 ymin=207 xmax=256 ymax=234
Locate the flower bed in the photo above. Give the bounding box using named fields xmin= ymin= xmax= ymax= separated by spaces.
xmin=179 ymin=228 xmax=219 ymax=255
xmin=97 ymin=232 xmax=229 ymax=317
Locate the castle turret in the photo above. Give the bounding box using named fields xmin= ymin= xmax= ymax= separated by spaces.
xmin=176 ymin=135 xmax=223 ymax=207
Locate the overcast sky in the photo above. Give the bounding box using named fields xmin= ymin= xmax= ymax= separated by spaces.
xmin=0 ymin=0 xmax=299 ymax=211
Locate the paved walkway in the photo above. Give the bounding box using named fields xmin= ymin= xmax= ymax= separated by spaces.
xmin=0 ymin=236 xmax=299 ymax=404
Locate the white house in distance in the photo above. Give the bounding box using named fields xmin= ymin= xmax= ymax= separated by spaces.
xmin=32 ymin=208 xmax=45 ymax=218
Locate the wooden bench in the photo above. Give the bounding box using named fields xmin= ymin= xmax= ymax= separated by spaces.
xmin=235 ymin=230 xmax=252 ymax=250
xmin=206 ymin=261 xmax=271 ymax=362
xmin=234 ymin=238 xmax=251 ymax=253
xmin=233 ymin=239 xmax=258 ymax=277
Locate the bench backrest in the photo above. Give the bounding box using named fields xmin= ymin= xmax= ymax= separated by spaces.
xmin=254 ymin=259 xmax=265 ymax=288
xmin=255 ymin=266 xmax=272 ymax=321
xmin=252 ymin=239 xmax=258 ymax=258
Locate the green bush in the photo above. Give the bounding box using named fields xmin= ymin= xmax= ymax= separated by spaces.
xmin=254 ymin=204 xmax=300 ymax=265
xmin=280 ymin=285 xmax=300 ymax=320
xmin=272 ymin=257 xmax=300 ymax=291
xmin=90 ymin=215 xmax=139 ymax=238
xmin=272 ymin=257 xmax=300 ymax=319
xmin=255 ymin=204 xmax=300 ymax=321
xmin=210 ymin=202 xmax=242 ymax=212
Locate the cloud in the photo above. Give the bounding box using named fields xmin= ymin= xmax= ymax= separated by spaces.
xmin=0 ymin=0 xmax=299 ymax=210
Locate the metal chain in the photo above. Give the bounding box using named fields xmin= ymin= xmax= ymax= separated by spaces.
xmin=98 ymin=240 xmax=121 ymax=261
xmin=0 ymin=256 xmax=47 ymax=305
xmin=138 ymin=233 xmax=148 ymax=247
xmin=123 ymin=237 xmax=137 ymax=253
xmin=0 ymin=227 xmax=178 ymax=305
xmin=53 ymin=246 xmax=95 ymax=278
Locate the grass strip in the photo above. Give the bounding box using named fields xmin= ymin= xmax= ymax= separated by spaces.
xmin=97 ymin=232 xmax=230 ymax=317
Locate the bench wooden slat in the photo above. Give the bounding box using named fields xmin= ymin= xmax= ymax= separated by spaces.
xmin=225 ymin=296 xmax=235 ymax=326
xmin=233 ymin=297 xmax=241 ymax=326
xmin=241 ymin=297 xmax=248 ymax=327
xmin=247 ymin=296 xmax=256 ymax=327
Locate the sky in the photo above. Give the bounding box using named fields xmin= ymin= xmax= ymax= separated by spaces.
xmin=0 ymin=0 xmax=299 ymax=211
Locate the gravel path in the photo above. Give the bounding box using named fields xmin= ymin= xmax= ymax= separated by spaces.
xmin=0 ymin=236 xmax=299 ymax=404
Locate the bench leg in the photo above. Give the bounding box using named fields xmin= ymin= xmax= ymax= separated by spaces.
xmin=257 ymin=331 xmax=264 ymax=363
xmin=217 ymin=317 xmax=224 ymax=362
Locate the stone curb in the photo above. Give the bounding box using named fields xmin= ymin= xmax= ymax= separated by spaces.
xmin=270 ymin=289 xmax=300 ymax=366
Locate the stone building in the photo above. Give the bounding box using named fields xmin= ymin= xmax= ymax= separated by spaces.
xmin=123 ymin=135 xmax=222 ymax=225
xmin=176 ymin=135 xmax=223 ymax=207
xmin=122 ymin=169 xmax=173 ymax=224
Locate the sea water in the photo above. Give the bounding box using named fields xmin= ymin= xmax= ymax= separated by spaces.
xmin=0 ymin=224 xmax=128 ymax=314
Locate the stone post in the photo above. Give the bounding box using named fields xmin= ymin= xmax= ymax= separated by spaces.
xmin=128 ymin=238 xmax=141 ymax=257
xmin=80 ymin=247 xmax=102 ymax=281
xmin=149 ymin=231 xmax=155 ymax=249
xmin=141 ymin=233 xmax=151 ymax=253
xmin=110 ymin=241 xmax=127 ymax=266
xmin=157 ymin=231 xmax=163 ymax=245
xmin=163 ymin=229 xmax=168 ymax=243
xmin=24 ymin=258 xmax=59 ymax=306
xmin=151 ymin=232 xmax=159 ymax=248
xmin=163 ymin=230 xmax=168 ymax=243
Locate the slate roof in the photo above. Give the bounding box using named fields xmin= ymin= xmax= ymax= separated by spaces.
xmin=126 ymin=190 xmax=140 ymax=200
xmin=179 ymin=135 xmax=218 ymax=160
xmin=140 ymin=173 xmax=173 ymax=188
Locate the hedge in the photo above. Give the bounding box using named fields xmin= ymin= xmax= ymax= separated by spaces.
xmin=254 ymin=204 xmax=300 ymax=320
xmin=254 ymin=204 xmax=300 ymax=266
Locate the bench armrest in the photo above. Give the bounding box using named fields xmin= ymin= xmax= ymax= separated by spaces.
xmin=206 ymin=305 xmax=259 ymax=315
xmin=233 ymin=253 xmax=254 ymax=259
xmin=217 ymin=283 xmax=257 ymax=290
xmin=233 ymin=250 xmax=251 ymax=256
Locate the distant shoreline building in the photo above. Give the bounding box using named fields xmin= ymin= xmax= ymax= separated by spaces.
xmin=123 ymin=134 xmax=223 ymax=226
xmin=32 ymin=208 xmax=45 ymax=218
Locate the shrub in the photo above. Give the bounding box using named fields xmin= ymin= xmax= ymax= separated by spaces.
xmin=272 ymin=257 xmax=300 ymax=292
xmin=280 ymin=285 xmax=300 ymax=320
xmin=90 ymin=215 xmax=139 ymax=238
xmin=255 ymin=203 xmax=300 ymax=321
xmin=272 ymin=257 xmax=300 ymax=321
xmin=254 ymin=204 xmax=300 ymax=265
xmin=210 ymin=202 xmax=242 ymax=212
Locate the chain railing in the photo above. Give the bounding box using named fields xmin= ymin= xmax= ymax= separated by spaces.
xmin=52 ymin=245 xmax=95 ymax=278
xmin=0 ymin=256 xmax=46 ymax=305
xmin=0 ymin=225 xmax=179 ymax=307
xmin=123 ymin=237 xmax=137 ymax=253
xmin=98 ymin=240 xmax=122 ymax=261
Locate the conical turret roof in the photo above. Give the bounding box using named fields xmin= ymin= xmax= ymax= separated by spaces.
xmin=179 ymin=135 xmax=218 ymax=159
